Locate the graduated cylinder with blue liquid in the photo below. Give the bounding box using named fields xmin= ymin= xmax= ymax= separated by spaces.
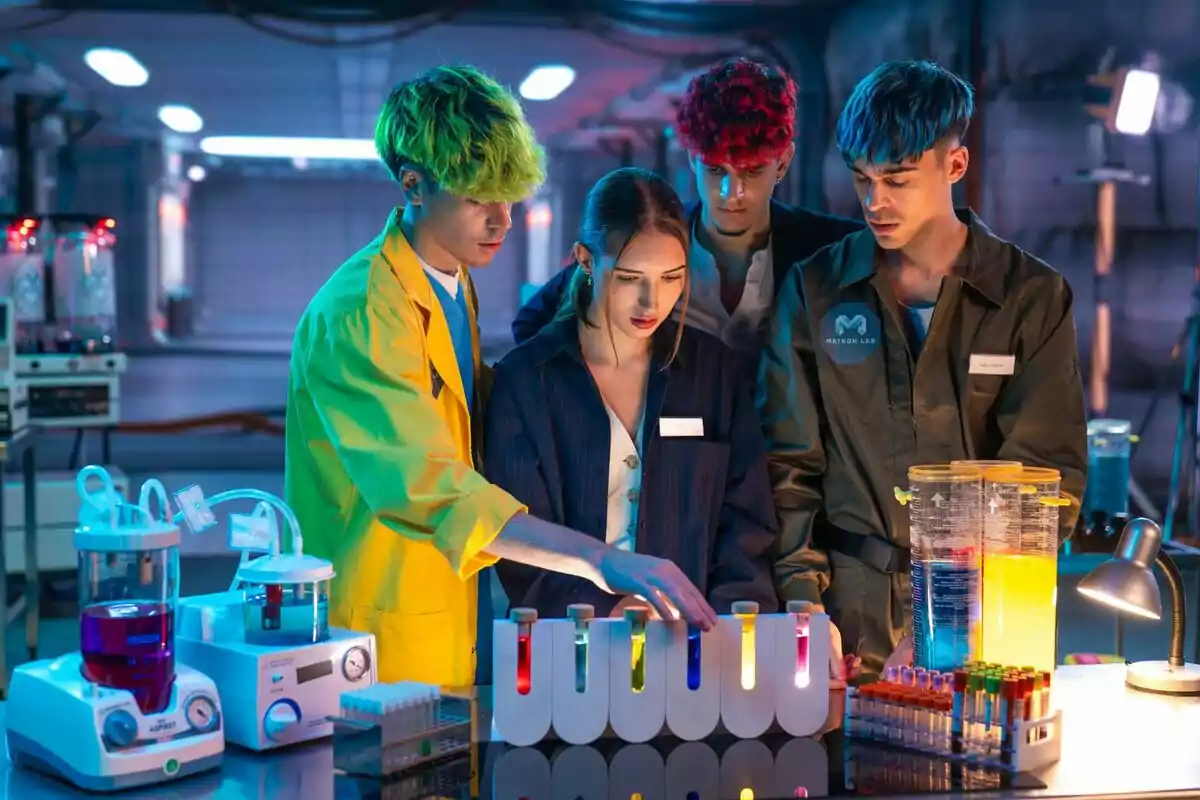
xmin=907 ymin=464 xmax=983 ymax=672
xmin=1083 ymin=419 xmax=1132 ymax=522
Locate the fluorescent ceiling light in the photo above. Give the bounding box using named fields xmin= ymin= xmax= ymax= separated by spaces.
xmin=199 ymin=136 xmax=377 ymax=161
xmin=1113 ymin=68 xmax=1161 ymax=136
xmin=519 ymin=65 xmax=575 ymax=101
xmin=84 ymin=47 xmax=148 ymax=87
xmin=158 ymin=104 xmax=203 ymax=134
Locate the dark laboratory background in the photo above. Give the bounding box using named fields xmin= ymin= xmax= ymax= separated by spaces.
xmin=0 ymin=0 xmax=1197 ymax=677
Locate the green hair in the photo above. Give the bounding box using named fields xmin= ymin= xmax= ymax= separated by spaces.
xmin=374 ymin=64 xmax=546 ymax=203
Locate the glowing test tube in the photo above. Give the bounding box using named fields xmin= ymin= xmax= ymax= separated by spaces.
xmin=732 ymin=600 xmax=760 ymax=691
xmin=686 ymin=624 xmax=702 ymax=690
xmin=625 ymin=606 xmax=650 ymax=693
xmin=786 ymin=599 xmax=813 ymax=689
xmin=510 ymin=607 xmax=538 ymax=696
xmin=567 ymin=603 xmax=594 ymax=694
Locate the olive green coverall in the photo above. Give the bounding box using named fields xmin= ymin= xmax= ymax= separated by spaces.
xmin=760 ymin=210 xmax=1088 ymax=673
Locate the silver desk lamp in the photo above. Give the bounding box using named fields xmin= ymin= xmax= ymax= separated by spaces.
xmin=1077 ymin=517 xmax=1200 ymax=695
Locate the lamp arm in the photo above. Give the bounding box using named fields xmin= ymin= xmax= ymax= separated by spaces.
xmin=1155 ymin=549 xmax=1187 ymax=667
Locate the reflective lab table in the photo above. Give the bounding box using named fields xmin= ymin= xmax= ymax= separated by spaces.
xmin=2 ymin=664 xmax=1199 ymax=799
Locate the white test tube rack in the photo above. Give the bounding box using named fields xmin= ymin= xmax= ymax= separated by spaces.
xmin=491 ymin=601 xmax=832 ymax=745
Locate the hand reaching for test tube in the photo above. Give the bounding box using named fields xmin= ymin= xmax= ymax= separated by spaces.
xmin=596 ymin=549 xmax=716 ymax=630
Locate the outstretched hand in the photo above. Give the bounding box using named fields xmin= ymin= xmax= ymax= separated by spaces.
xmin=594 ymin=548 xmax=717 ymax=629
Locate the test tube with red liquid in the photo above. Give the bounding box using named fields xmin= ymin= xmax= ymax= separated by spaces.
xmin=510 ymin=608 xmax=538 ymax=695
xmin=786 ymin=599 xmax=813 ymax=689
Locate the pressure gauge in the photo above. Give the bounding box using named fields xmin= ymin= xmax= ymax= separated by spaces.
xmin=342 ymin=646 xmax=371 ymax=682
xmin=185 ymin=693 xmax=220 ymax=733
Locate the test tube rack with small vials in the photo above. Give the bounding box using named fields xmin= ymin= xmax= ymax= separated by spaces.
xmin=492 ymin=600 xmax=832 ymax=746
xmin=844 ymin=661 xmax=1062 ymax=772
xmin=329 ymin=682 xmax=472 ymax=778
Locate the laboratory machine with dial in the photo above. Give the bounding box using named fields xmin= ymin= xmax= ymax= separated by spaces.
xmin=5 ymin=466 xmax=225 ymax=792
xmin=172 ymin=480 xmax=377 ymax=751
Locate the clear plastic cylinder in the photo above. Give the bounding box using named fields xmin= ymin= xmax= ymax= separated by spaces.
xmin=78 ymin=542 xmax=180 ymax=715
xmin=242 ymin=579 xmax=331 ymax=646
xmin=51 ymin=219 xmax=117 ymax=354
xmin=908 ymin=464 xmax=983 ymax=672
xmin=1082 ymin=419 xmax=1132 ymax=521
xmin=980 ymin=466 xmax=1061 ymax=673
xmin=0 ymin=217 xmax=48 ymax=353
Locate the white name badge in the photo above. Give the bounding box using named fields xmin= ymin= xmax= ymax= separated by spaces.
xmin=969 ymin=354 xmax=1016 ymax=376
xmin=659 ymin=417 xmax=704 ymax=438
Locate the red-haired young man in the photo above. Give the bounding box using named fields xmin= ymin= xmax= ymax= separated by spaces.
xmin=513 ymin=58 xmax=861 ymax=358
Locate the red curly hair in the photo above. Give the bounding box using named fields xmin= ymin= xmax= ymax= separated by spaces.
xmin=674 ymin=58 xmax=797 ymax=169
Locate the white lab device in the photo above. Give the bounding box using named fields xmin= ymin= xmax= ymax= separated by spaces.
xmin=177 ymin=594 xmax=376 ymax=751
xmin=492 ymin=608 xmax=553 ymax=747
xmin=491 ymin=604 xmax=835 ymax=745
xmin=549 ymin=605 xmax=610 ymax=745
xmin=5 ymin=466 xmax=224 ymax=792
xmin=773 ymin=603 xmax=831 ymax=737
xmin=167 ymin=480 xmax=378 ymax=752
xmin=608 ymin=610 xmax=668 ymax=743
xmin=6 ymin=656 xmax=223 ymax=792
xmin=719 ymin=601 xmax=775 ymax=739
xmin=665 ymin=621 xmax=722 ymax=741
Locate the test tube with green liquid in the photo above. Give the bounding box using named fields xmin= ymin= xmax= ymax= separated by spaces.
xmin=567 ymin=603 xmax=594 ymax=693
xmin=625 ymin=606 xmax=650 ymax=693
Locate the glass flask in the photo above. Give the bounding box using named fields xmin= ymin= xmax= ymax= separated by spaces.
xmin=908 ymin=464 xmax=984 ymax=672
xmin=50 ymin=214 xmax=118 ymax=354
xmin=980 ymin=466 xmax=1063 ymax=673
xmin=239 ymin=554 xmax=333 ymax=647
xmin=76 ymin=474 xmax=181 ymax=716
xmin=1083 ymin=419 xmax=1132 ymax=523
xmin=0 ymin=215 xmax=48 ymax=354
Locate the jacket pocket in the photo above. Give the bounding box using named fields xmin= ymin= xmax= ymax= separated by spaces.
xmin=349 ymin=606 xmax=471 ymax=686
xmin=654 ymin=439 xmax=731 ymax=584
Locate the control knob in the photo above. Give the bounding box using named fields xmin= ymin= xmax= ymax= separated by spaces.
xmin=263 ymin=699 xmax=300 ymax=741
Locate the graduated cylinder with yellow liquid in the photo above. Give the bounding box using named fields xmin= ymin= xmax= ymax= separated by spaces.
xmin=980 ymin=466 xmax=1067 ymax=672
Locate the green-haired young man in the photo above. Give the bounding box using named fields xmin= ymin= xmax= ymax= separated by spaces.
xmin=286 ymin=65 xmax=715 ymax=686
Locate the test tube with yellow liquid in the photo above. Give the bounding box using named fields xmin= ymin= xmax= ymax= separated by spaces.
xmin=732 ymin=600 xmax=760 ymax=690
xmin=981 ymin=466 xmax=1066 ymax=674
xmin=625 ymin=606 xmax=649 ymax=693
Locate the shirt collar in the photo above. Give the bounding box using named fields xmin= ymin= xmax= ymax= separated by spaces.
xmin=840 ymin=208 xmax=1008 ymax=306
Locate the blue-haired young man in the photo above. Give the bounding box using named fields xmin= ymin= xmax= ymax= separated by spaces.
xmin=760 ymin=61 xmax=1087 ymax=674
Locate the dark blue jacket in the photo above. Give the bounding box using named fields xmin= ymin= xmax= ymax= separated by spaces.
xmin=483 ymin=318 xmax=778 ymax=618
xmin=511 ymin=200 xmax=864 ymax=345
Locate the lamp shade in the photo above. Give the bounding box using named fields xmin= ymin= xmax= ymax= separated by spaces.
xmin=1076 ymin=558 xmax=1162 ymax=619
xmin=1077 ymin=516 xmax=1164 ymax=619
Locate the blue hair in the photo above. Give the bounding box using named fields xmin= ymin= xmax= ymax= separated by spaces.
xmin=836 ymin=60 xmax=975 ymax=166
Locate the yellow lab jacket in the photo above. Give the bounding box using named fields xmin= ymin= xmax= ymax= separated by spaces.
xmin=285 ymin=209 xmax=525 ymax=686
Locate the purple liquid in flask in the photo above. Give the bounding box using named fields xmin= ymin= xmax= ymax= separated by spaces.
xmin=80 ymin=601 xmax=175 ymax=715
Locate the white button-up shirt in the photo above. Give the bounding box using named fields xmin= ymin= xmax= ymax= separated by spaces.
xmin=603 ymin=402 xmax=643 ymax=552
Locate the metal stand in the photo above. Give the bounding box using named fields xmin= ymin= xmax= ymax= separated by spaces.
xmin=1058 ymin=126 xmax=1156 ymax=519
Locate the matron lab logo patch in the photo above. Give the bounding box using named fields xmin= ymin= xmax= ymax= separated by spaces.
xmin=819 ymin=302 xmax=881 ymax=365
